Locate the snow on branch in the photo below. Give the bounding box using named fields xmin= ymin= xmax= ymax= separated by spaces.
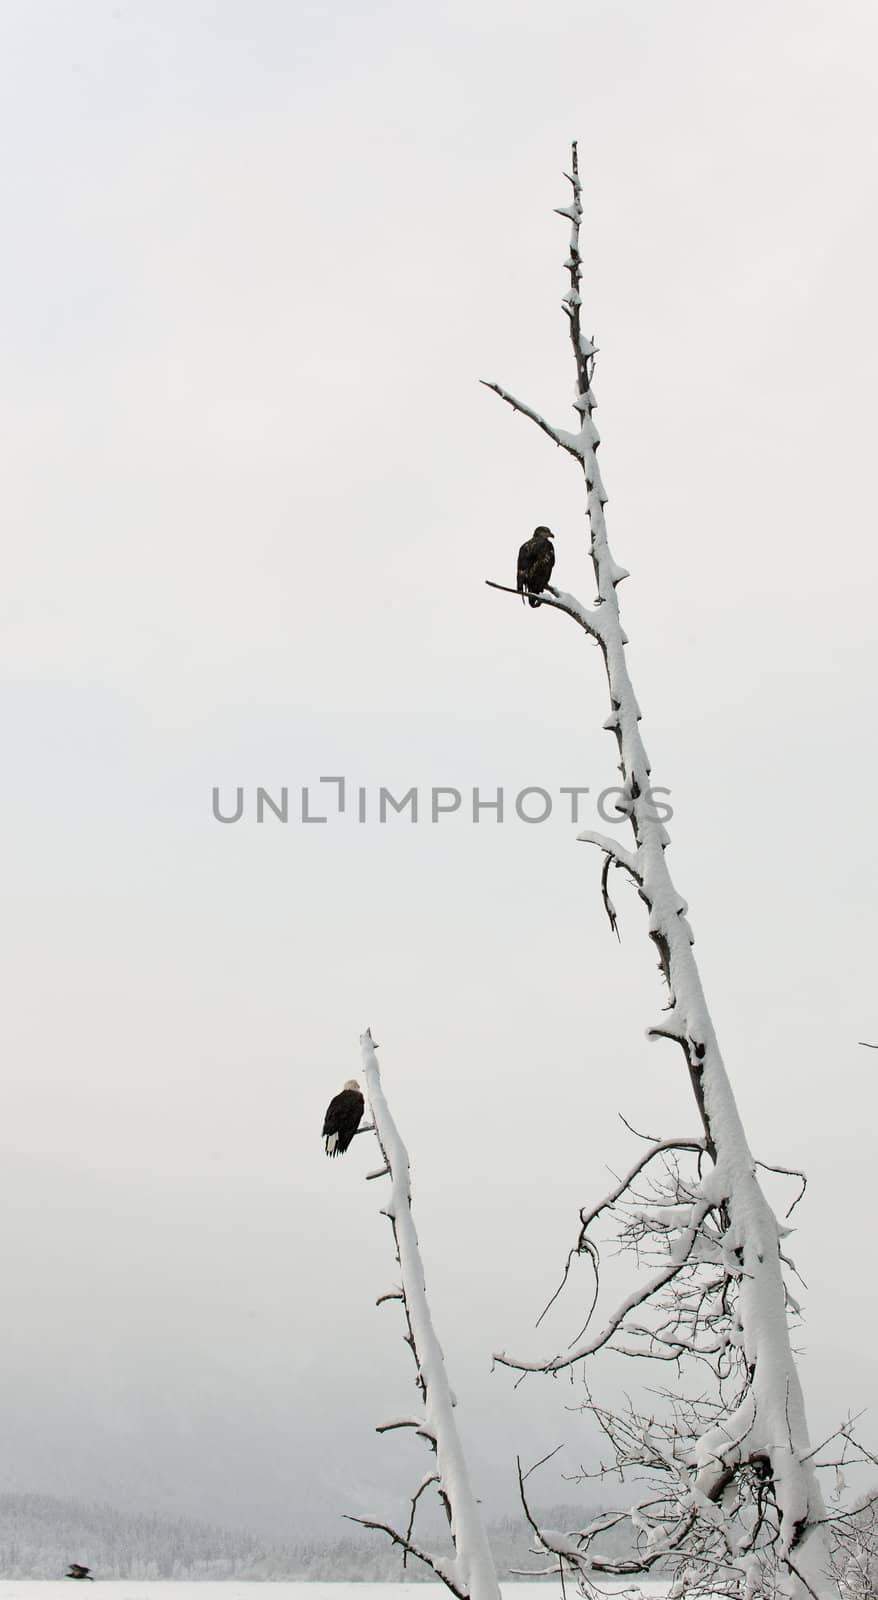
xmin=483 ymin=578 xmax=602 ymax=634
xmin=348 ymin=1030 xmax=501 ymax=1600
xmin=484 ymin=142 xmax=836 ymax=1598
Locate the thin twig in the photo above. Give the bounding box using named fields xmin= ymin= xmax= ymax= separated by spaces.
xmin=535 ymin=1236 xmax=599 ymax=1331
xmin=753 ymin=1158 xmax=808 ymax=1219
xmin=345 ymin=1516 xmax=465 ymax=1597
xmin=600 ymin=852 xmax=621 ymax=940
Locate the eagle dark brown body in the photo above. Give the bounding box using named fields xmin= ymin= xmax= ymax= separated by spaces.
xmin=516 ymin=526 xmax=555 ymax=607
xmin=322 ymin=1080 xmax=365 ymax=1156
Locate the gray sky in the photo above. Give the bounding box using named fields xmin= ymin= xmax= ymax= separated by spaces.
xmin=1 ymin=0 xmax=876 ymax=1543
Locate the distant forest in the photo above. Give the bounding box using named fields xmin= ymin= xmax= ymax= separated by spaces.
xmin=0 ymin=1491 xmax=637 ymax=1580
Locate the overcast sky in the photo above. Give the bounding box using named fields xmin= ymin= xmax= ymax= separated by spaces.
xmin=1 ymin=0 xmax=876 ymax=1545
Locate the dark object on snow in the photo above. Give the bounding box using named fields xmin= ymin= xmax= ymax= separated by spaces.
xmin=66 ymin=1566 xmax=94 ymax=1581
xmin=322 ymin=1080 xmax=365 ymax=1156
xmin=516 ymin=525 xmax=555 ymax=607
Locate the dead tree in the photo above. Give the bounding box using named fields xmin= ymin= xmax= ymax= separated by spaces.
xmin=346 ymin=1029 xmax=501 ymax=1600
xmin=485 ymin=145 xmax=832 ymax=1599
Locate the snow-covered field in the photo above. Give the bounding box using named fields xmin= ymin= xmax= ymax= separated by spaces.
xmin=0 ymin=1587 xmax=670 ymax=1600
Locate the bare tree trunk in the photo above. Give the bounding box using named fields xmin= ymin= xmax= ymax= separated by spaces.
xmin=486 ymin=145 xmax=829 ymax=1599
xmin=347 ymin=1029 xmax=501 ymax=1600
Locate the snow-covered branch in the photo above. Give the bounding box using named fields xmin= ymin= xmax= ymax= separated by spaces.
xmin=485 ymin=142 xmax=832 ymax=1598
xmin=351 ymin=1030 xmax=501 ymax=1600
xmin=575 ymin=830 xmax=642 ymax=880
xmin=478 ymin=379 xmax=579 ymax=457
xmin=484 ymin=578 xmax=601 ymax=632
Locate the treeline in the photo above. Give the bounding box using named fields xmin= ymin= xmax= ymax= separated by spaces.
xmin=0 ymin=1492 xmax=638 ymax=1580
xmin=0 ymin=1493 xmax=280 ymax=1580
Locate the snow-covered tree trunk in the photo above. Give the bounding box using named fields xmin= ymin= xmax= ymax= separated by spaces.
xmin=486 ymin=145 xmax=829 ymax=1599
xmin=348 ymin=1030 xmax=501 ymax=1600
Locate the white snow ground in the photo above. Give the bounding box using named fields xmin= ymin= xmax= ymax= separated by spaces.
xmin=0 ymin=1586 xmax=669 ymax=1600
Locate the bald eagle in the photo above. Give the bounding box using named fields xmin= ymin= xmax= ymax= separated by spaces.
xmin=323 ymin=1080 xmax=365 ymax=1156
xmin=517 ymin=526 xmax=555 ymax=607
xmin=66 ymin=1568 xmax=94 ymax=1582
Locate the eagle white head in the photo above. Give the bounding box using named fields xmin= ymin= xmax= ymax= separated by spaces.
xmin=343 ymin=1079 xmax=360 ymax=1093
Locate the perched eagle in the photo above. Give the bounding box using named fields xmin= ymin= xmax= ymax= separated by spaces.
xmin=322 ymin=1079 xmax=365 ymax=1156
xmin=517 ymin=526 xmax=555 ymax=607
xmin=66 ymin=1567 xmax=94 ymax=1582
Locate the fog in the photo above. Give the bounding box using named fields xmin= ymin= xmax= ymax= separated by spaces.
xmin=1 ymin=0 xmax=876 ymax=1542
